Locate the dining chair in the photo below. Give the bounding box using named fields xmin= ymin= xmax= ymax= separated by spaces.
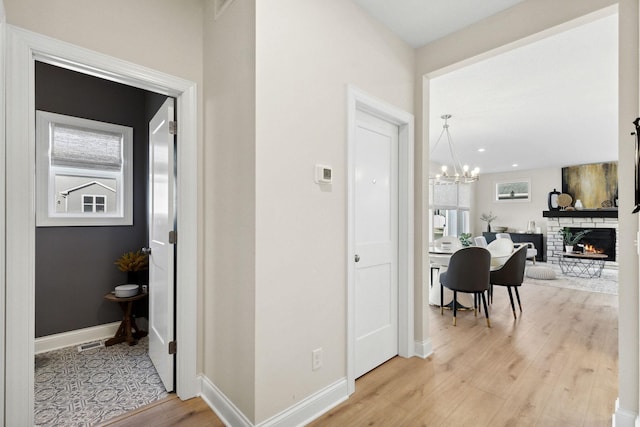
xmin=489 ymin=245 xmax=528 ymax=319
xmin=474 ymin=236 xmax=488 ymax=247
xmin=487 ymin=237 xmax=514 ymax=269
xmin=439 ymin=246 xmax=492 ymax=327
xmin=496 ymin=232 xmax=537 ymax=264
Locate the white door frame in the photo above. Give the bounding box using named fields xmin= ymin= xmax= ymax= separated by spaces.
xmin=346 ymin=85 xmax=414 ymax=394
xmin=0 ymin=7 xmax=7 ymax=425
xmin=3 ymin=25 xmax=199 ymax=425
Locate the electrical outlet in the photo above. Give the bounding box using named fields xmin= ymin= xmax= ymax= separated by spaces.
xmin=312 ymin=348 xmax=323 ymax=371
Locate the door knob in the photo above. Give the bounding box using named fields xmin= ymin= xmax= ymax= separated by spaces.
xmin=141 ymin=247 xmax=152 ymax=255
xmin=355 ymin=254 xmax=360 ymax=262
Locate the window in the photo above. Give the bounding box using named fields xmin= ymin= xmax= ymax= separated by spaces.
xmin=36 ymin=111 xmax=133 ymax=226
xmin=82 ymin=195 xmax=107 ymax=213
xmin=429 ymin=182 xmax=472 ymax=240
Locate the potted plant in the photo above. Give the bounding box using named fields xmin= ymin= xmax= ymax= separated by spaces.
xmin=459 ymin=233 xmax=473 ymax=247
xmin=115 ymin=250 xmax=149 ymax=286
xmin=558 ymin=228 xmax=590 ymax=253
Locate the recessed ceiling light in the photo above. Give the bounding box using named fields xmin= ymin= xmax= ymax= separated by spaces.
xmin=478 ymin=148 xmax=486 ymax=152
xmin=512 ymin=163 xmax=519 ymax=167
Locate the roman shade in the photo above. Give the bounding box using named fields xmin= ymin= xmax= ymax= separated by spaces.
xmin=51 ymin=124 xmax=122 ymax=170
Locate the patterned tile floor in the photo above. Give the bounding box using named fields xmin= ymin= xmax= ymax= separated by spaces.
xmin=34 ymin=337 xmax=168 ymax=426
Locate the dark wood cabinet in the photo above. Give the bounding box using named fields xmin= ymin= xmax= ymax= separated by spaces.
xmin=483 ymin=232 xmax=545 ymax=262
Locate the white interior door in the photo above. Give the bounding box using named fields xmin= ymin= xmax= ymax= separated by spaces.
xmin=148 ymin=97 xmax=176 ymax=391
xmin=354 ymin=109 xmax=399 ymax=378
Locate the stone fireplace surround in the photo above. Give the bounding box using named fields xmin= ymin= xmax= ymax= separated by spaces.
xmin=544 ymin=210 xmax=619 ymax=269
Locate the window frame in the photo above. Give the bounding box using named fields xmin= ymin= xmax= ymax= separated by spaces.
xmin=36 ymin=110 xmax=133 ymax=226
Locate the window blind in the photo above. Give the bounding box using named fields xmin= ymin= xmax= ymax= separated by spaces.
xmin=51 ymin=124 xmax=122 ymax=170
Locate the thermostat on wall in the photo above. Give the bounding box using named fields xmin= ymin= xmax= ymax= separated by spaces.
xmin=315 ymin=164 xmax=332 ymax=184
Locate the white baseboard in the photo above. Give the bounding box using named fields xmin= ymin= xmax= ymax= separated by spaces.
xmin=257 ymin=378 xmax=348 ymax=427
xmin=198 ymin=374 xmax=349 ymax=427
xmin=414 ymin=338 xmax=433 ymax=359
xmin=35 ymin=321 xmax=120 ymax=354
xmin=613 ymin=397 xmax=638 ymax=427
xmin=199 ymin=374 xmax=253 ymax=427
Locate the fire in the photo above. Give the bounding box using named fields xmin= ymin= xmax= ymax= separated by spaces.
xmin=583 ymin=244 xmax=604 ymax=254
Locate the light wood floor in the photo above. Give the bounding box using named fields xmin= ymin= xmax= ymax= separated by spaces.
xmin=106 ymin=281 xmax=618 ymax=426
xmin=99 ymin=394 xmax=225 ymax=427
xmin=312 ymin=282 xmax=618 ymax=426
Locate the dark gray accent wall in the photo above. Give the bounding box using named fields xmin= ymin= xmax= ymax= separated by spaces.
xmin=35 ymin=62 xmax=162 ymax=337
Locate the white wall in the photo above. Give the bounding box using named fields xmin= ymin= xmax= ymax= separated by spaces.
xmin=4 ymin=1 xmax=203 ymax=84
xmin=203 ymin=0 xmax=257 ymax=420
xmin=254 ymin=0 xmax=414 ymax=422
xmin=0 ymin=2 xmax=6 ymax=425
xmin=3 ymin=0 xmax=203 ymax=84
xmin=473 ymin=167 xmax=561 ymax=236
xmin=616 ymin=1 xmax=639 ymax=422
xmin=416 ymin=0 xmax=638 ymax=424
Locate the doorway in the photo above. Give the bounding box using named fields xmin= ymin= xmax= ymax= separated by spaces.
xmin=32 ymin=61 xmax=174 ymax=424
xmin=4 ymin=27 xmax=198 ymax=425
xmin=346 ymin=86 xmax=414 ymax=394
xmin=33 ymin=62 xmax=159 ymax=346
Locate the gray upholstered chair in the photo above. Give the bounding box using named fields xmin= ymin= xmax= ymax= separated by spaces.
xmin=439 ymin=246 xmax=492 ymax=327
xmin=474 ymin=236 xmax=488 ymax=247
xmin=489 ymin=245 xmax=528 ymax=318
xmin=496 ymin=232 xmax=537 ymax=264
xmin=521 ymin=242 xmax=538 ymax=264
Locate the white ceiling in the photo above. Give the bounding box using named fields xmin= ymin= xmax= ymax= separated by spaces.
xmin=354 ymin=1 xmax=619 ymax=174
xmin=352 ymin=0 xmax=526 ymax=48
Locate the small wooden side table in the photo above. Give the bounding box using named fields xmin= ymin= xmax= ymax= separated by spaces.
xmin=103 ymin=291 xmax=148 ymax=346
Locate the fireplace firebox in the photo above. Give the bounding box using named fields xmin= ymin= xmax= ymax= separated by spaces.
xmin=566 ymin=227 xmax=616 ymax=261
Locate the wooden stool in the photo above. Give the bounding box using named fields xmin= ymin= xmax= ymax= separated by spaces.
xmin=103 ymin=291 xmax=148 ymax=346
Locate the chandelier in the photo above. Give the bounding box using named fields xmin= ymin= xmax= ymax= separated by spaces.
xmin=430 ymin=114 xmax=479 ymax=184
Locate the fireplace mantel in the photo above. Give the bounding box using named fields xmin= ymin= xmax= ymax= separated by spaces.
xmin=542 ymin=209 xmax=618 ymax=218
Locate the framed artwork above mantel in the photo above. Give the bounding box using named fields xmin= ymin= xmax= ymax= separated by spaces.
xmin=561 ymin=162 xmax=617 ymax=209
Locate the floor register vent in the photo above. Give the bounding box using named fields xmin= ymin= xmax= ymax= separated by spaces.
xmin=77 ymin=340 xmax=105 ymax=352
